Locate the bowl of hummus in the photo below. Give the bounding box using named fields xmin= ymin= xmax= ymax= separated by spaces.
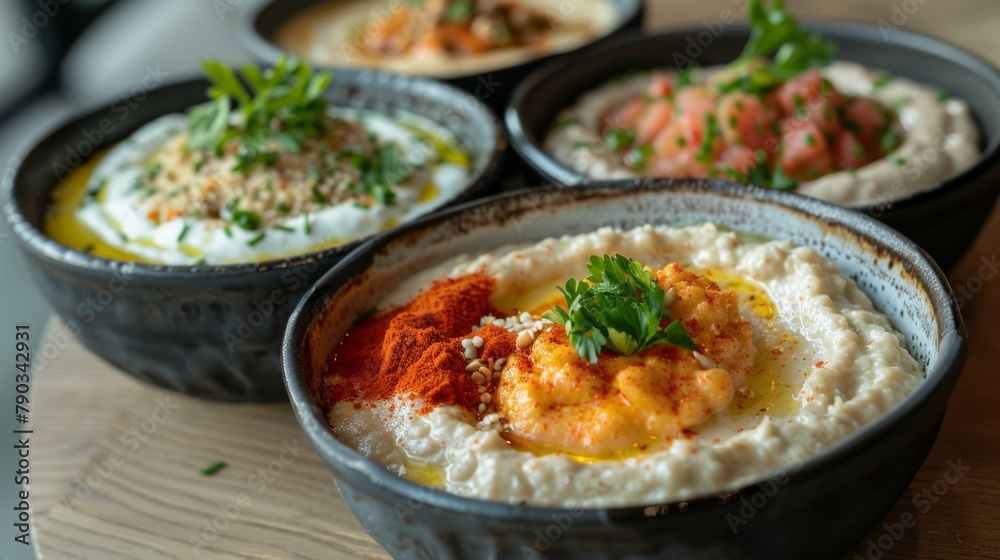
xmin=283 ymin=179 xmax=965 ymax=558
xmin=2 ymin=59 xmax=504 ymax=401
xmin=506 ymin=2 xmax=1000 ymax=270
xmin=243 ymin=0 xmax=644 ymax=110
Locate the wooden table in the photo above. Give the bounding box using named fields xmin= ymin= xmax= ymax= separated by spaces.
xmin=30 ymin=1 xmax=1000 ymax=559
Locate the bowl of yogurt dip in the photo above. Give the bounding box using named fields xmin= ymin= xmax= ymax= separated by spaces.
xmin=2 ymin=59 xmax=504 ymax=401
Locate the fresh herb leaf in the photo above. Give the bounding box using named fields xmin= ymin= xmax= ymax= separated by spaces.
xmin=770 ymin=165 xmax=799 ymax=190
xmin=200 ymin=460 xmax=226 ymax=476
xmin=872 ymin=74 xmax=894 ymax=90
xmin=246 ymin=232 xmax=266 ymax=246
xmin=717 ymin=0 xmax=836 ymax=96
xmin=625 ymin=144 xmax=655 ymax=171
xmin=677 ymin=62 xmax=699 ymax=88
xmin=604 ymin=128 xmax=636 ymax=151
xmin=232 ymin=210 xmax=261 ymax=231
xmin=145 ymin=162 xmax=162 ymax=180
xmin=696 ymin=114 xmax=721 ymax=164
xmin=554 ymin=116 xmax=581 ymax=128
xmin=542 ymin=254 xmax=697 ymax=364
xmin=273 ymin=224 xmax=295 ymax=233
xmin=186 ymin=57 xmax=333 ymax=173
xmin=177 ymin=224 xmax=189 ymax=242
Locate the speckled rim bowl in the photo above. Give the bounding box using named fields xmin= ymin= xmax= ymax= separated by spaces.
xmin=241 ymin=0 xmax=644 ymax=112
xmin=505 ymin=23 xmax=1000 ymax=271
xmin=1 ymin=68 xmax=505 ymax=402
xmin=282 ymin=179 xmax=966 ymax=559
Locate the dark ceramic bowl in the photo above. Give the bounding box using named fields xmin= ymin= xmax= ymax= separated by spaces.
xmin=282 ymin=179 xmax=966 ymax=559
xmin=1 ymin=69 xmax=504 ymax=401
xmin=242 ymin=0 xmax=644 ymax=112
xmin=505 ymin=24 xmax=1000 ymax=271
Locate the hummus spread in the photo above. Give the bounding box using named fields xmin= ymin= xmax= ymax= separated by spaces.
xmin=327 ymin=224 xmax=924 ymax=506
xmin=545 ymin=61 xmax=979 ymax=207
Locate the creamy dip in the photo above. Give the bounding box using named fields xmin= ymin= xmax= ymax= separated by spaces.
xmin=329 ymin=223 xmax=924 ymax=507
xmin=545 ymin=61 xmax=980 ymax=207
xmin=46 ymin=109 xmax=471 ymax=265
xmin=274 ymin=0 xmax=618 ymax=79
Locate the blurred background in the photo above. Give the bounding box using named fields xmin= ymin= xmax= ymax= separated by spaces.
xmin=0 ymin=1 xmax=996 ymax=558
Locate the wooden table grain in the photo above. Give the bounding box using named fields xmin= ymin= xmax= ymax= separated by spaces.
xmin=29 ymin=1 xmax=1000 ymax=559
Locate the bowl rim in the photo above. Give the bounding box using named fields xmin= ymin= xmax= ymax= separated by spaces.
xmin=504 ymin=20 xmax=1000 ymax=213
xmin=239 ymin=0 xmax=646 ymax=79
xmin=281 ymin=177 xmax=967 ymax=521
xmin=0 ymin=68 xmax=506 ymax=279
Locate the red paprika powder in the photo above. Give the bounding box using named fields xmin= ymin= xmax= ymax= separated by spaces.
xmin=327 ymin=272 xmax=517 ymax=414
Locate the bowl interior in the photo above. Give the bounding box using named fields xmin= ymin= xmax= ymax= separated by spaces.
xmin=285 ymin=179 xmax=963 ymax=517
xmin=507 ymin=23 xmax=1000 ymax=209
xmin=3 ymin=69 xmax=503 ymax=274
xmin=246 ymin=0 xmax=644 ymax=78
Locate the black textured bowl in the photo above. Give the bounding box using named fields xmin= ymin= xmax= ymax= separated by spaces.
xmin=282 ymin=179 xmax=965 ymax=559
xmin=505 ymin=24 xmax=1000 ymax=271
xmin=1 ymin=69 xmax=504 ymax=401
xmin=242 ymin=0 xmax=644 ymax=112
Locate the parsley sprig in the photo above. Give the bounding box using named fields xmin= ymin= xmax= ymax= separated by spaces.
xmin=186 ymin=57 xmax=333 ymax=173
xmin=716 ymin=0 xmax=836 ymax=96
xmin=543 ymin=255 xmax=697 ymax=364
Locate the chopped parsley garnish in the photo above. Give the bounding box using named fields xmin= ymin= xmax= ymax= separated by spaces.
xmin=223 ymin=226 xmax=233 ymax=238
xmin=696 ymin=114 xmax=721 ymax=164
xmin=200 ymin=460 xmax=226 ymax=476
xmin=677 ymin=62 xmax=699 ymax=88
xmin=311 ymin=186 xmax=326 ymax=205
xmin=853 ymin=144 xmax=866 ymax=159
xmin=273 ymin=224 xmax=295 ymax=233
xmin=716 ymin=0 xmax=836 ymax=95
xmin=889 ymin=97 xmax=912 ymax=108
xmin=145 ymin=162 xmax=162 ymax=180
xmin=572 ymin=140 xmax=593 ymax=149
xmin=304 ymin=212 xmax=312 ymax=235
xmin=625 ymin=144 xmax=655 ymax=171
xmin=543 ymin=254 xmax=697 ymax=364
xmin=770 ymin=165 xmax=799 ymax=190
xmin=246 ymin=232 xmax=266 ymax=246
xmin=676 ymin=136 xmax=687 ymax=148
xmin=554 ymin=116 xmax=581 ymax=128
xmin=604 ymin=128 xmax=636 ymax=151
xmin=938 ymin=89 xmax=951 ymax=101
xmin=872 ymin=74 xmax=894 ymax=90
xmin=276 ymin=201 xmax=290 ymax=214
xmin=186 ymin=57 xmax=332 ymax=174
xmin=894 ymin=156 xmax=906 ymax=166
xmin=308 ymin=165 xmax=324 ymax=182
xmin=804 ymin=133 xmax=816 ymax=146
xmin=232 ymin=210 xmax=261 ymax=231
xmin=880 ymin=127 xmax=901 ymax=152
xmin=177 ymin=224 xmax=190 ymax=242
